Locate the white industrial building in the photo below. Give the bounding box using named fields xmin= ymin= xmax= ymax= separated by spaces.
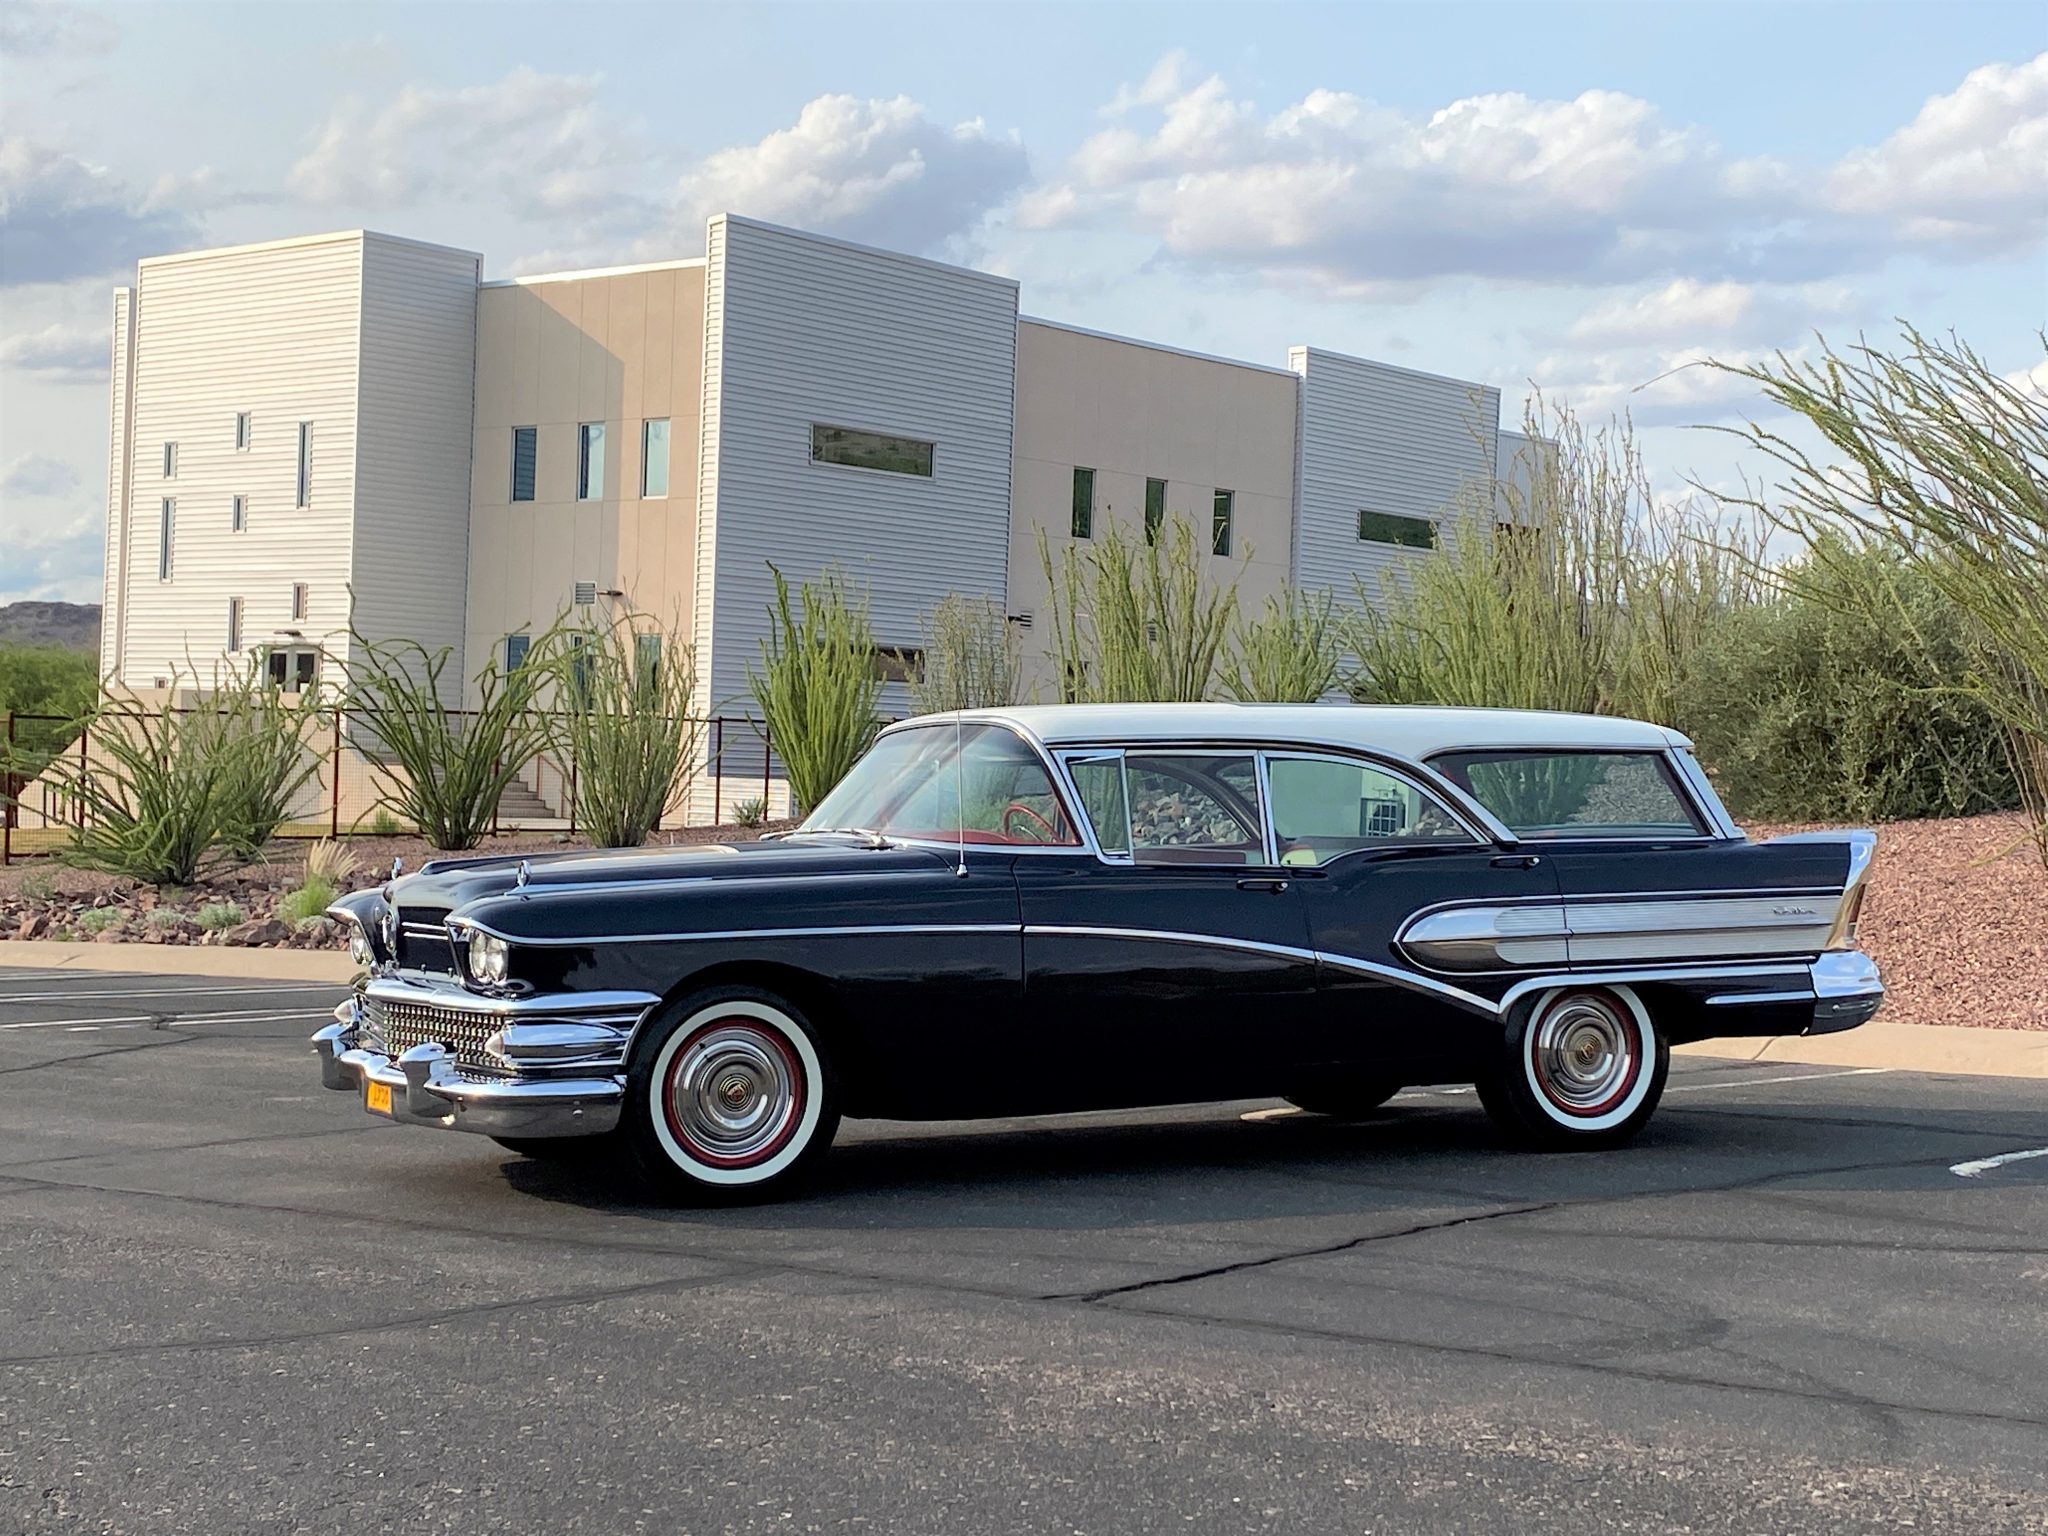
xmin=96 ymin=214 xmax=1541 ymax=773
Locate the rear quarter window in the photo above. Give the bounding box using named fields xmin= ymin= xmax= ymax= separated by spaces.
xmin=1430 ymin=750 xmax=1707 ymax=839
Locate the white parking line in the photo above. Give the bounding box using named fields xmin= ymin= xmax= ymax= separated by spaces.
xmin=0 ymin=1007 xmax=333 ymax=1032
xmin=0 ymin=984 xmax=340 ymax=1003
xmin=1951 ymin=1147 xmax=2048 ymax=1179
xmin=1666 ymin=1067 xmax=1891 ymax=1093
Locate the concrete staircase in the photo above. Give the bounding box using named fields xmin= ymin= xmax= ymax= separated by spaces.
xmin=494 ymin=775 xmax=559 ymax=825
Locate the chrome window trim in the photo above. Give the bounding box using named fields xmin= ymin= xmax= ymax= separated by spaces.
xmin=1423 ymin=744 xmax=1719 ymax=843
xmin=1258 ymin=747 xmax=1488 ymax=864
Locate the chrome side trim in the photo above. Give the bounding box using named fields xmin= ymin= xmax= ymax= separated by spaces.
xmin=1495 ymin=963 xmax=1809 ymax=1016
xmin=453 ymin=920 xmax=1023 ymax=949
xmin=1395 ymin=890 xmax=1843 ymax=973
xmin=1397 ymin=903 xmax=1571 ymax=971
xmin=1704 ymin=989 xmax=1813 ymax=1007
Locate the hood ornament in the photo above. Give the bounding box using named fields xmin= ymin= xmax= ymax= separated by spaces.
xmin=390 ymin=856 xmax=403 ymax=882
xmin=515 ymin=859 xmax=531 ymax=891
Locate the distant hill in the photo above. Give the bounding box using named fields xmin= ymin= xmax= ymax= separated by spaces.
xmin=0 ymin=601 xmax=101 ymax=652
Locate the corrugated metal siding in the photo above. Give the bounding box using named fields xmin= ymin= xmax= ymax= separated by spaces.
xmin=350 ymin=235 xmax=481 ymax=694
xmin=100 ymin=288 xmax=136 ymax=679
xmin=1494 ymin=430 xmax=1553 ymax=525
xmin=1288 ymin=347 xmax=1501 ymax=609
xmin=696 ymin=216 xmax=1019 ymax=721
xmin=118 ymin=235 xmax=367 ymax=685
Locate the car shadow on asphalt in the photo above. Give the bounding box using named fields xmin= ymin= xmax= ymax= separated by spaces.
xmin=490 ymin=1090 xmax=2032 ymax=1233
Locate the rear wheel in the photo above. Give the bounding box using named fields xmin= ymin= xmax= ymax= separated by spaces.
xmin=1478 ymin=985 xmax=1667 ymax=1149
xmin=1283 ymin=1079 xmax=1403 ymax=1119
xmin=622 ymin=985 xmax=840 ymax=1203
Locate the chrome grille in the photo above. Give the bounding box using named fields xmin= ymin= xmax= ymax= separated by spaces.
xmin=366 ymin=997 xmax=506 ymax=1074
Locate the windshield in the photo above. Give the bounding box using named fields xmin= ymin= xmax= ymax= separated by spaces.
xmin=798 ymin=724 xmax=1081 ymax=846
xmin=1430 ymin=750 xmax=1707 ymax=839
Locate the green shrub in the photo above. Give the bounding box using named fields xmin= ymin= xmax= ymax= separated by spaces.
xmin=278 ymin=874 xmax=338 ymax=927
xmin=18 ymin=868 xmax=56 ymax=902
xmin=78 ymin=907 xmax=123 ymax=934
xmin=344 ymin=626 xmax=557 ymax=851
xmin=909 ymin=595 xmax=1018 ymax=714
xmin=146 ymin=908 xmax=187 ymax=932
xmin=747 ymin=566 xmax=883 ymax=816
xmin=203 ymin=664 xmax=325 ymax=860
xmin=1222 ymin=588 xmax=1343 ymax=703
xmin=1041 ymin=518 xmax=1239 ymax=702
xmin=367 ymin=808 xmax=401 ymax=837
xmin=1676 ymin=544 xmax=2017 ymax=822
xmin=0 ymin=643 xmax=96 ymax=790
xmin=732 ymin=796 xmax=768 ymax=829
xmin=195 ymin=901 xmax=245 ymax=931
xmin=53 ymin=688 xmax=243 ymax=886
xmin=541 ymin=615 xmax=702 ymax=848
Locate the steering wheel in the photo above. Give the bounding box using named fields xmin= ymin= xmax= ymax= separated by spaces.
xmin=1001 ymin=802 xmax=1059 ymax=843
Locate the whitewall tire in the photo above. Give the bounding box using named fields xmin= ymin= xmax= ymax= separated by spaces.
xmin=1478 ymin=985 xmax=1668 ymax=1149
xmin=624 ymin=987 xmax=839 ymax=1201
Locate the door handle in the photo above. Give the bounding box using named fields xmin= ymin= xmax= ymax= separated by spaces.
xmin=1491 ymin=854 xmax=1543 ymax=869
xmin=1236 ymin=878 xmax=1290 ymax=893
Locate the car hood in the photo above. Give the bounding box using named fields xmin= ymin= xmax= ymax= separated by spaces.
xmin=386 ymin=837 xmax=956 ymax=917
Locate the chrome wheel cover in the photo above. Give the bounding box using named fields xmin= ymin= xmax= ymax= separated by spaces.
xmin=663 ymin=1021 xmax=803 ymax=1167
xmin=1530 ymin=991 xmax=1640 ymax=1116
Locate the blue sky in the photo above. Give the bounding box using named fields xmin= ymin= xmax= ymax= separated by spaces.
xmin=3 ymin=0 xmax=2044 ymax=604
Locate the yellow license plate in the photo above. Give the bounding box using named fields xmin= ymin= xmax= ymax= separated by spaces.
xmin=365 ymin=1080 xmax=394 ymax=1115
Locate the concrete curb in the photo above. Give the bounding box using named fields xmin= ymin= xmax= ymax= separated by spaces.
xmin=1678 ymin=1021 xmax=2047 ymax=1080
xmin=0 ymin=940 xmax=354 ymax=985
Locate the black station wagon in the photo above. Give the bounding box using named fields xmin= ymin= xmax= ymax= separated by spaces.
xmin=316 ymin=704 xmax=1884 ymax=1200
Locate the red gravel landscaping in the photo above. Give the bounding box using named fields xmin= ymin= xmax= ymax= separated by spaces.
xmin=1745 ymin=812 xmax=2045 ymax=1032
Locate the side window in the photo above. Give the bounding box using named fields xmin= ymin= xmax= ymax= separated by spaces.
xmin=1126 ymin=753 xmax=1265 ymax=865
xmin=1266 ymin=755 xmax=1475 ymax=866
xmin=1066 ymin=755 xmax=1130 ymax=855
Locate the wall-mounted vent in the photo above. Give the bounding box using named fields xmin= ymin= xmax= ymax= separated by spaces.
xmin=1007 ymin=611 xmax=1034 ymax=630
xmin=573 ymin=581 xmax=597 ymax=607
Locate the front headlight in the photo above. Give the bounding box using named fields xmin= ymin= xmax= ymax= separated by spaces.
xmin=467 ymin=930 xmax=509 ymax=985
xmin=348 ymin=924 xmax=374 ymax=968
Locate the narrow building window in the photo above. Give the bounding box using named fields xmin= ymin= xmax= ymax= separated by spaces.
xmin=226 ymin=598 xmax=242 ymax=653
xmin=296 ymin=422 xmax=312 ymax=507
xmin=642 ymin=419 xmax=671 ymax=498
xmin=634 ymin=633 xmax=662 ymax=697
xmin=1070 ymin=466 xmax=1095 ymax=539
xmin=504 ymin=634 xmax=531 ymax=671
xmin=291 ymin=583 xmax=309 ymax=622
xmin=1144 ymin=478 xmax=1166 ymax=544
xmin=163 ymin=442 xmax=177 ymax=478
xmin=158 ymin=498 xmax=175 ymax=580
xmin=510 ymin=426 xmax=536 ymax=502
xmin=1358 ymin=509 xmax=1437 ymax=549
xmin=231 ymin=494 xmax=248 ymax=532
xmin=1212 ymin=488 xmax=1234 ymax=557
xmin=234 ymin=412 xmax=251 ymax=450
xmin=577 ymin=423 xmax=605 ymax=500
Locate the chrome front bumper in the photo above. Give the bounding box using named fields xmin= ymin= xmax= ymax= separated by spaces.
xmin=312 ymin=975 xmax=656 ymax=1139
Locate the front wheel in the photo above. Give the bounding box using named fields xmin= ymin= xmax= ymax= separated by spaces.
xmin=1478 ymin=985 xmax=1667 ymax=1149
xmin=622 ymin=986 xmax=840 ymax=1202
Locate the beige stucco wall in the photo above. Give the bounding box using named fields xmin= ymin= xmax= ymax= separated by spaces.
xmin=1008 ymin=320 xmax=1299 ymax=698
xmin=464 ymin=261 xmax=706 ymax=702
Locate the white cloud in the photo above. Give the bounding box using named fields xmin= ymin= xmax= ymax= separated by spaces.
xmin=287 ymin=67 xmax=642 ymax=225
xmin=1022 ymin=52 xmax=2048 ymax=295
xmin=0 ymin=138 xmax=200 ymax=285
xmin=0 ymin=453 xmax=82 ymax=498
xmin=0 ymin=452 xmax=100 ymax=604
xmin=663 ymin=94 xmax=1029 ymax=257
xmin=1565 ymin=279 xmax=1856 ymax=349
xmin=1827 ymin=53 xmax=2048 ymax=252
xmin=0 ymin=318 xmax=106 ymax=382
xmin=0 ymin=1 xmax=118 ymax=57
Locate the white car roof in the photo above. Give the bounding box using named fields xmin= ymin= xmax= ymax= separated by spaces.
xmin=927 ymin=703 xmax=1690 ymax=760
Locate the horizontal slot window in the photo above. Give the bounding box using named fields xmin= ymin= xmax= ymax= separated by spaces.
xmin=811 ymin=424 xmax=934 ymax=478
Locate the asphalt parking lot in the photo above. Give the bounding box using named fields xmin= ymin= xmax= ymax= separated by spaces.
xmin=1 ymin=966 xmax=2043 ymax=1534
